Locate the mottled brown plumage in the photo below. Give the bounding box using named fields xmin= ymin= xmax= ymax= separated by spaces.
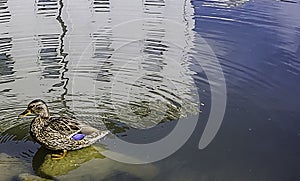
xmin=19 ymin=99 xmax=109 ymax=159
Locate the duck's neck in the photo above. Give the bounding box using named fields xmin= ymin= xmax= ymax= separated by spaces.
xmin=30 ymin=116 xmax=49 ymax=144
xmin=33 ymin=115 xmax=49 ymax=125
xmin=32 ymin=114 xmax=50 ymax=127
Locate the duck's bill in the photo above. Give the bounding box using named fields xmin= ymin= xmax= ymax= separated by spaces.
xmin=18 ymin=109 xmax=31 ymax=118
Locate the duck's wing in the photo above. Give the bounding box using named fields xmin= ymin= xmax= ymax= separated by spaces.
xmin=48 ymin=117 xmax=82 ymax=137
xmin=47 ymin=117 xmax=107 ymax=141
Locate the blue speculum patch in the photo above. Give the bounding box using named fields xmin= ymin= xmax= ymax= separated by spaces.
xmin=72 ymin=133 xmax=86 ymax=141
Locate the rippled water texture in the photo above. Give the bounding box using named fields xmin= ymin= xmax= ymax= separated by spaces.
xmin=1 ymin=0 xmax=300 ymax=180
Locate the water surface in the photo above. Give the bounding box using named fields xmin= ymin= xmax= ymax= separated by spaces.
xmin=0 ymin=0 xmax=300 ymax=180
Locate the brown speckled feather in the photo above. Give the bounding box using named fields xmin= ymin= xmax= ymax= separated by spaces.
xmin=47 ymin=117 xmax=81 ymax=136
xmin=30 ymin=116 xmax=108 ymax=151
xmin=20 ymin=99 xmax=109 ymax=151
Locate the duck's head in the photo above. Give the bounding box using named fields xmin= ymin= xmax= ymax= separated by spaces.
xmin=19 ymin=99 xmax=49 ymax=118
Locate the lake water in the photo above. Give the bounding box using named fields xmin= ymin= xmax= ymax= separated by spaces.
xmin=0 ymin=0 xmax=300 ymax=180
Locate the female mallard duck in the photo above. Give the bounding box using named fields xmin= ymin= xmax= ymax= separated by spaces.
xmin=18 ymin=99 xmax=109 ymax=159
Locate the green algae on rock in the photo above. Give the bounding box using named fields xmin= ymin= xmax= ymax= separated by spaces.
xmin=34 ymin=146 xmax=105 ymax=177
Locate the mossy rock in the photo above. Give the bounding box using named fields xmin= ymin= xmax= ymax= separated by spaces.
xmin=34 ymin=146 xmax=105 ymax=178
xmin=17 ymin=173 xmax=53 ymax=181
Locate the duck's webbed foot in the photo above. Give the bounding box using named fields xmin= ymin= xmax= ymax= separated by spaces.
xmin=51 ymin=150 xmax=67 ymax=160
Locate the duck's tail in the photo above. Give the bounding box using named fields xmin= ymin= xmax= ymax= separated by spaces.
xmin=87 ymin=130 xmax=110 ymax=143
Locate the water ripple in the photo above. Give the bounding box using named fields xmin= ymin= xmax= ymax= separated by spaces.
xmin=0 ymin=0 xmax=10 ymax=24
xmin=36 ymin=0 xmax=59 ymax=17
xmin=93 ymin=0 xmax=110 ymax=13
xmin=201 ymin=0 xmax=249 ymax=8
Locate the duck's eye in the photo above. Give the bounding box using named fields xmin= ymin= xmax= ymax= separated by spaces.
xmin=36 ymin=106 xmax=43 ymax=110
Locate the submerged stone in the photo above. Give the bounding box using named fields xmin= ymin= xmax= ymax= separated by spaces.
xmin=0 ymin=153 xmax=29 ymax=181
xmin=17 ymin=173 xmax=52 ymax=181
xmin=33 ymin=145 xmax=159 ymax=180
xmin=36 ymin=146 xmax=105 ymax=177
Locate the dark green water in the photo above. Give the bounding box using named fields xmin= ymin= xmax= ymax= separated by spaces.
xmin=0 ymin=0 xmax=299 ymax=180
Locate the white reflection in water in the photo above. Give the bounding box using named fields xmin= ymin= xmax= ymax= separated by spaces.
xmin=0 ymin=0 xmax=198 ymax=131
xmin=69 ymin=0 xmax=199 ymax=128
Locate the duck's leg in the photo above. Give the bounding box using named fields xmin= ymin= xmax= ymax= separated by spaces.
xmin=51 ymin=150 xmax=67 ymax=160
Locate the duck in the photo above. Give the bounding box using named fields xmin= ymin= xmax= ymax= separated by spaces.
xmin=18 ymin=99 xmax=109 ymax=160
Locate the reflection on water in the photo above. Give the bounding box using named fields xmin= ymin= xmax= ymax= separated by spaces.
xmin=0 ymin=0 xmax=10 ymax=24
xmin=68 ymin=0 xmax=198 ymax=129
xmin=0 ymin=49 xmax=14 ymax=78
xmin=38 ymin=34 xmax=63 ymax=79
xmin=36 ymin=0 xmax=59 ymax=17
xmin=201 ymin=0 xmax=249 ymax=8
xmin=93 ymin=0 xmax=110 ymax=13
